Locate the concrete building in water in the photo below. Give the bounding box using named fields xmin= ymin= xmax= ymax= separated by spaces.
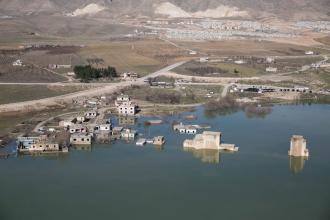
xmin=183 ymin=131 xmax=238 ymax=151
xmin=121 ymin=129 xmax=137 ymax=139
xmin=153 ymin=136 xmax=165 ymax=146
xmin=117 ymin=102 xmax=137 ymax=116
xmin=288 ymin=135 xmax=309 ymax=157
xmin=29 ymin=142 xmax=60 ymax=152
xmin=115 ymin=95 xmax=137 ymax=116
xmin=17 ymin=136 xmax=60 ymax=153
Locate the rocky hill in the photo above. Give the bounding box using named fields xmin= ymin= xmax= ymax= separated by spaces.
xmin=0 ymin=0 xmax=329 ymax=20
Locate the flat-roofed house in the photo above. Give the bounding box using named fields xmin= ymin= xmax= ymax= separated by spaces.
xmin=94 ymin=124 xmax=111 ymax=132
xmin=183 ymin=131 xmax=238 ymax=151
xmin=117 ymin=102 xmax=137 ymax=116
xmin=115 ymin=94 xmax=131 ymax=107
xmin=69 ymin=125 xmax=88 ymax=134
xmin=85 ymin=111 xmax=98 ymax=119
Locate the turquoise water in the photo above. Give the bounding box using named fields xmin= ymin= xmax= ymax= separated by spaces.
xmin=1 ymin=104 xmax=330 ymax=220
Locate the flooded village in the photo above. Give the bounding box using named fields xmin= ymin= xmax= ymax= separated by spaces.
xmin=0 ymin=91 xmax=312 ymax=175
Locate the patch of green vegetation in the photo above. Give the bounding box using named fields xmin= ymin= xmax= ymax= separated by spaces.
xmin=74 ymin=65 xmax=118 ymax=82
xmin=0 ymin=85 xmax=84 ymax=105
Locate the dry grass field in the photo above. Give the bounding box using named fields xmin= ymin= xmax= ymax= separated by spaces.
xmin=21 ymin=50 xmax=86 ymax=68
xmin=0 ymin=65 xmax=67 ymax=83
xmin=315 ymin=36 xmax=330 ymax=47
xmin=0 ymin=85 xmax=86 ymax=104
xmin=174 ymin=61 xmax=263 ymax=77
xmin=174 ymin=56 xmax=323 ymax=77
xmin=78 ymin=39 xmax=190 ymax=76
xmin=176 ymin=40 xmax=327 ymax=56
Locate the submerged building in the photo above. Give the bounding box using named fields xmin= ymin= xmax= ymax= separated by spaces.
xmin=153 ymin=136 xmax=165 ymax=146
xmin=173 ymin=123 xmax=197 ymax=134
xmin=117 ymin=102 xmax=137 ymax=116
xmin=288 ymin=135 xmax=309 ymax=157
xmin=121 ymin=129 xmax=137 ymax=139
xmin=183 ymin=131 xmax=238 ymax=151
xmin=17 ymin=136 xmax=60 ymax=153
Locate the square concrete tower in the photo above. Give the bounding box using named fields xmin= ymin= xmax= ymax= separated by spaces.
xmin=289 ymin=135 xmax=309 ymax=157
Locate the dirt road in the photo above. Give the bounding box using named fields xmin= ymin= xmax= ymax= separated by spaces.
xmin=0 ymin=61 xmax=187 ymax=113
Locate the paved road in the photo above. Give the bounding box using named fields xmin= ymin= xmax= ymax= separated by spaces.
xmin=0 ymin=61 xmax=187 ymax=113
xmin=140 ymin=61 xmax=187 ymax=80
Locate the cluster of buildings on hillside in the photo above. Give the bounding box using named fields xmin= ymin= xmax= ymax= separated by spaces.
xmin=165 ymin=28 xmax=294 ymax=41
xmin=296 ymin=21 xmax=330 ymax=33
xmin=197 ymin=20 xmax=275 ymax=32
xmin=129 ymin=18 xmax=296 ymax=41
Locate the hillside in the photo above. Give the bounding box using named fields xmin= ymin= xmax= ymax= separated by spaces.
xmin=0 ymin=0 xmax=329 ymax=20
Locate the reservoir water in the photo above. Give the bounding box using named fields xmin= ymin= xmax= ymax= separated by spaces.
xmin=1 ymin=104 xmax=330 ymax=220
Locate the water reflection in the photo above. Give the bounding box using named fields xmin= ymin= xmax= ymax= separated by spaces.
xmin=184 ymin=148 xmax=221 ymax=164
xmin=204 ymin=101 xmax=273 ymax=119
xmin=95 ymin=133 xmax=111 ymax=144
xmin=289 ymin=156 xmax=308 ymax=174
xmin=118 ymin=116 xmax=137 ymax=126
xmin=73 ymin=145 xmax=92 ymax=152
xmin=155 ymin=145 xmax=165 ymax=151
